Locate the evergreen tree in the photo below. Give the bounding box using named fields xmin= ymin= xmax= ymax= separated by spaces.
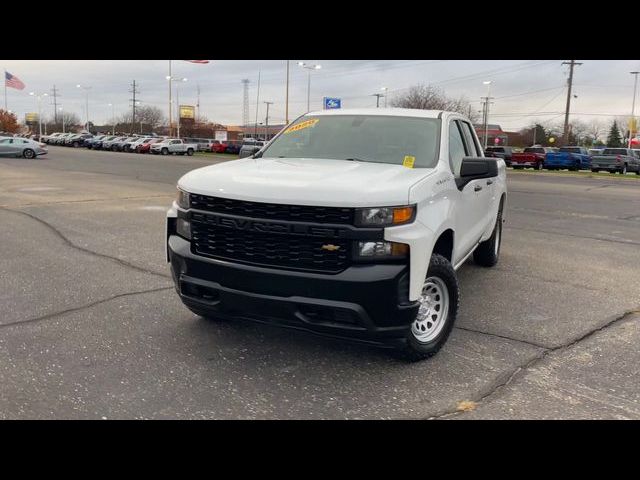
xmin=606 ymin=120 xmax=623 ymax=147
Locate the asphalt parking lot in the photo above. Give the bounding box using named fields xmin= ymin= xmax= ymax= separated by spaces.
xmin=1 ymin=146 xmax=639 ymax=419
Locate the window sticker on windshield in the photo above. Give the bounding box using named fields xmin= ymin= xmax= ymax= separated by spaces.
xmin=403 ymin=155 xmax=415 ymax=168
xmin=284 ymin=118 xmax=319 ymax=134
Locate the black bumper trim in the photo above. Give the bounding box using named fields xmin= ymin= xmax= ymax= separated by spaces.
xmin=168 ymin=235 xmax=419 ymax=342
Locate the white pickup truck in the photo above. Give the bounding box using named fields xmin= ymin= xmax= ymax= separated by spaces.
xmin=150 ymin=138 xmax=198 ymax=156
xmin=166 ymin=108 xmax=507 ymax=360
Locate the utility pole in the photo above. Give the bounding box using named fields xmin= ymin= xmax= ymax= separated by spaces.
xmin=254 ymin=71 xmax=261 ymax=138
xmin=264 ymin=101 xmax=273 ymax=141
xmin=629 ymin=71 xmax=639 ymax=148
xmin=241 ymin=79 xmax=250 ymax=126
xmin=372 ymin=93 xmax=384 ymax=108
xmin=51 ymin=85 xmax=60 ymax=124
xmin=129 ymin=80 xmax=139 ymax=134
xmin=285 ymin=60 xmax=290 ymax=124
xmin=561 ymin=60 xmax=582 ymax=146
xmin=196 ymin=84 xmax=200 ymax=123
xmin=482 ymin=81 xmax=492 ymax=149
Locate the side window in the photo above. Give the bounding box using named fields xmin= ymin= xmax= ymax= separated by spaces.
xmin=460 ymin=121 xmax=482 ymax=157
xmin=449 ymin=121 xmax=468 ymax=177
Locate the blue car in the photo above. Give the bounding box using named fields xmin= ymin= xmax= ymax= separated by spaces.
xmin=545 ymin=146 xmax=591 ymax=171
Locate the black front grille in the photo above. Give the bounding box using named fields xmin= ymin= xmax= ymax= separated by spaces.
xmin=191 ymin=213 xmax=350 ymax=273
xmin=190 ymin=194 xmax=354 ymax=225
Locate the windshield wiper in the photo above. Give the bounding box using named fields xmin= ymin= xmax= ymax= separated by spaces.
xmin=344 ymin=157 xmax=367 ymax=162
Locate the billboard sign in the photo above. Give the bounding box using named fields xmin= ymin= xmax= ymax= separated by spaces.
xmin=323 ymin=97 xmax=341 ymax=109
xmin=179 ymin=105 xmax=195 ymax=119
xmin=25 ymin=112 xmax=38 ymax=124
xmin=215 ymin=130 xmax=227 ymax=141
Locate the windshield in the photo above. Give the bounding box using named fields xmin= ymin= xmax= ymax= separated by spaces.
xmin=560 ymin=147 xmax=580 ymax=153
xmin=524 ymin=148 xmax=545 ymax=153
xmin=260 ymin=114 xmax=441 ymax=168
xmin=602 ymin=148 xmax=627 ymax=155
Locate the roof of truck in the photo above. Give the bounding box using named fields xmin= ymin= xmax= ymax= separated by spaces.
xmin=305 ymin=108 xmax=446 ymax=119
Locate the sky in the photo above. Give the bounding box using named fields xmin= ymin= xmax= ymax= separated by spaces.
xmin=2 ymin=60 xmax=639 ymax=132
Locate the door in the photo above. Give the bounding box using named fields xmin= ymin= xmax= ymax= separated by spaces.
xmin=449 ymin=120 xmax=493 ymax=263
xmin=0 ymin=139 xmax=21 ymax=157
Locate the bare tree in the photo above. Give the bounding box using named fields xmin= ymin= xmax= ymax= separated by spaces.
xmin=390 ymin=84 xmax=480 ymax=123
xmin=587 ymin=119 xmax=605 ymax=142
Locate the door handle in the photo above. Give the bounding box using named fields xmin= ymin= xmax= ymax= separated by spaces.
xmin=474 ymin=185 xmax=483 ymax=192
xmin=486 ymin=179 xmax=494 ymax=185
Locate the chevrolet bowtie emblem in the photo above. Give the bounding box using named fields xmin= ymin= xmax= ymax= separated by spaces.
xmin=321 ymin=244 xmax=341 ymax=251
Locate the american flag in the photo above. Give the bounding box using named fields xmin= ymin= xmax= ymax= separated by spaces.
xmin=184 ymin=60 xmax=209 ymax=64
xmin=5 ymin=71 xmax=25 ymax=90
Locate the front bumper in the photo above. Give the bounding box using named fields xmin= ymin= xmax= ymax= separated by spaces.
xmin=168 ymin=235 xmax=419 ymax=345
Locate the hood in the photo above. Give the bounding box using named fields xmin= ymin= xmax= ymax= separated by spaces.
xmin=178 ymin=157 xmax=435 ymax=207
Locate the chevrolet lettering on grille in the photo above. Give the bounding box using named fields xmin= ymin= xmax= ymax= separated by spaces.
xmin=196 ymin=212 xmax=347 ymax=239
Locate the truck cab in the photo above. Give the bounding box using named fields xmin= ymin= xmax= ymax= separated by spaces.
xmin=166 ymin=109 xmax=507 ymax=360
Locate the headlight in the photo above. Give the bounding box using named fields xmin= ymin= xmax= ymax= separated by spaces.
xmin=355 ymin=241 xmax=408 ymax=260
xmin=176 ymin=188 xmax=190 ymax=209
xmin=355 ymin=205 xmax=415 ymax=227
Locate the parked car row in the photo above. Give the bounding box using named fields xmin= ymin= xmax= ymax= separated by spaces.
xmin=485 ymin=145 xmax=640 ymax=174
xmin=41 ymin=131 xmax=253 ymax=155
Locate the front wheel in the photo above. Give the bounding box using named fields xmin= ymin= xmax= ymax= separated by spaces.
xmin=621 ymin=165 xmax=628 ymax=175
xmin=161 ymin=148 xmax=169 ymax=155
xmin=537 ymin=162 xmax=544 ymax=170
xmin=399 ymin=254 xmax=459 ymax=361
xmin=187 ymin=148 xmax=194 ymax=156
xmin=23 ymin=149 xmax=35 ymax=159
xmin=591 ymin=168 xmax=599 ymax=173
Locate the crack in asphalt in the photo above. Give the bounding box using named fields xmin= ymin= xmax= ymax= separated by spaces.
xmin=0 ymin=286 xmax=174 ymax=330
xmin=427 ymin=308 xmax=640 ymax=420
xmin=454 ymin=325 xmax=549 ymax=350
xmin=506 ymin=225 xmax=640 ymax=247
xmin=0 ymin=206 xmax=171 ymax=279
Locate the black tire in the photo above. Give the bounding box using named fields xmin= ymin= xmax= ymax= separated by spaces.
xmin=161 ymin=148 xmax=169 ymax=155
xmin=111 ymin=145 xmax=118 ymax=151
xmin=398 ymin=254 xmax=459 ymax=362
xmin=512 ymin=165 xmax=522 ymax=170
xmin=591 ymin=168 xmax=599 ymax=173
xmin=23 ymin=149 xmax=35 ymax=159
xmin=72 ymin=141 xmax=79 ymax=148
xmin=474 ymin=201 xmax=503 ymax=267
xmin=537 ymin=162 xmax=543 ymax=170
xmin=622 ymin=164 xmax=628 ymax=175
xmin=187 ymin=148 xmax=194 ymax=156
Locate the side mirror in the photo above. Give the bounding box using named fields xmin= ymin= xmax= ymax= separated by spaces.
xmin=456 ymin=157 xmax=499 ymax=189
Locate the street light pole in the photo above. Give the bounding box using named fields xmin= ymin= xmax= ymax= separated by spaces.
xmin=59 ymin=106 xmax=65 ymax=133
xmin=108 ymin=103 xmax=115 ymax=135
xmin=298 ymin=62 xmax=322 ymax=112
xmin=629 ymin=71 xmax=639 ymax=148
xmin=77 ymin=84 xmax=91 ymax=132
xmin=381 ymin=87 xmax=388 ymax=108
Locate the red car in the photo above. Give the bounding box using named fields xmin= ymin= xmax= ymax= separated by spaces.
xmin=136 ymin=138 xmax=163 ymax=153
xmin=511 ymin=146 xmax=556 ymax=170
xmin=212 ymin=141 xmax=228 ymax=153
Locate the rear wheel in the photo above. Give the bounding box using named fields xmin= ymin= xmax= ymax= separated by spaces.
xmin=474 ymin=202 xmax=503 ymax=267
xmin=621 ymin=164 xmax=628 ymax=175
xmin=23 ymin=149 xmax=35 ymax=159
xmin=537 ymin=162 xmax=544 ymax=170
xmin=161 ymin=148 xmax=169 ymax=155
xmin=398 ymin=254 xmax=459 ymax=362
xmin=72 ymin=141 xmax=79 ymax=148
xmin=187 ymin=148 xmax=194 ymax=156
xmin=591 ymin=168 xmax=599 ymax=173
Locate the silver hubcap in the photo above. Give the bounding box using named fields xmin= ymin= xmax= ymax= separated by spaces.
xmin=412 ymin=276 xmax=449 ymax=343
